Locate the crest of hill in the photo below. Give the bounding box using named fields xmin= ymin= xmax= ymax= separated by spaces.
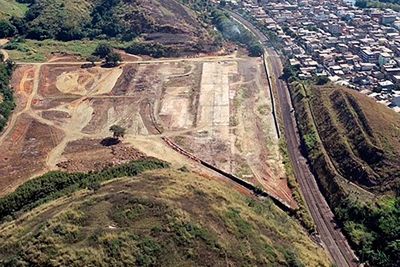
xmin=0 ymin=168 xmax=330 ymax=267
xmin=20 ymin=0 xmax=216 ymax=53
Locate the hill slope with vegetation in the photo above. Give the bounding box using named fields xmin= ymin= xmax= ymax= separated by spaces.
xmin=0 ymin=0 xmax=28 ymax=20
xmin=290 ymin=82 xmax=400 ymax=266
xmin=0 ymin=60 xmax=15 ymax=132
xmin=2 ymin=0 xmax=219 ymax=55
xmin=0 ymin=165 xmax=331 ymax=266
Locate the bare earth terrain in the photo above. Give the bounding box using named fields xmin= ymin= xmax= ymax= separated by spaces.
xmin=0 ymin=55 xmax=295 ymax=207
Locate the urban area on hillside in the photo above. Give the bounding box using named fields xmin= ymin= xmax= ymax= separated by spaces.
xmin=224 ymin=0 xmax=400 ymax=112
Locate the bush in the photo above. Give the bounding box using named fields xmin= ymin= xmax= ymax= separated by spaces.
xmin=125 ymin=42 xmax=176 ymax=58
xmin=88 ymin=181 xmax=101 ymax=192
xmin=0 ymin=20 xmax=16 ymax=38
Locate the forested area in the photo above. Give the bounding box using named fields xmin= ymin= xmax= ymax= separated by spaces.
xmin=0 ymin=0 xmax=151 ymax=41
xmin=335 ymin=196 xmax=400 ymax=266
xmin=356 ymin=0 xmax=400 ymax=11
xmin=0 ymin=158 xmax=169 ymax=222
xmin=0 ymin=60 xmax=15 ymax=132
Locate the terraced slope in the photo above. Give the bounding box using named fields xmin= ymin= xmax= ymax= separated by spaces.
xmin=290 ymin=82 xmax=400 ymax=266
xmin=313 ymin=86 xmax=399 ymax=192
xmin=0 ymin=168 xmax=331 ymax=266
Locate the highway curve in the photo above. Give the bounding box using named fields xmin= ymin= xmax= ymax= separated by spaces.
xmin=228 ymin=10 xmax=359 ymax=267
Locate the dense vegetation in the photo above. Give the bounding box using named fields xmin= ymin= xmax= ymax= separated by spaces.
xmin=356 ymin=0 xmax=400 ymax=11
xmin=125 ymin=42 xmax=177 ymax=58
xmin=0 ymin=60 xmax=16 ymax=132
xmin=0 ymin=168 xmax=330 ymax=266
xmin=289 ymin=81 xmax=400 ymax=266
xmin=211 ymin=10 xmax=263 ymax=56
xmin=7 ymin=0 xmax=153 ymax=41
xmin=0 ymin=0 xmax=218 ymax=57
xmin=1 ymin=1 xmax=269 ymax=59
xmin=0 ymin=158 xmax=169 ymax=222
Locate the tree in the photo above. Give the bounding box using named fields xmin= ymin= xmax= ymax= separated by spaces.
xmin=86 ymin=55 xmax=99 ymax=66
xmin=0 ymin=20 xmax=16 ymax=38
xmin=249 ymin=43 xmax=263 ymax=57
xmin=109 ymin=125 xmax=126 ymax=139
xmin=105 ymin=51 xmax=122 ymax=67
xmin=94 ymin=43 xmax=112 ymax=58
xmin=316 ymin=76 xmax=329 ymax=85
xmin=355 ymin=0 xmax=368 ymax=8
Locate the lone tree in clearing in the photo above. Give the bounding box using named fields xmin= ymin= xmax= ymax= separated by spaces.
xmin=105 ymin=51 xmax=122 ymax=67
xmin=109 ymin=125 xmax=126 ymax=139
xmin=94 ymin=43 xmax=112 ymax=58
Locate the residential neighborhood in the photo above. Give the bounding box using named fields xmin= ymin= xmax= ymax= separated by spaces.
xmin=226 ymin=0 xmax=400 ymax=112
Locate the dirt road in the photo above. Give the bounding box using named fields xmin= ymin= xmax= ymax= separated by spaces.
xmin=0 ymin=39 xmax=9 ymax=62
xmin=227 ymin=10 xmax=359 ymax=267
xmin=15 ymin=54 xmax=239 ymax=66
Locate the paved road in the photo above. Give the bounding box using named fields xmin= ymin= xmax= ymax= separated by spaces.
xmin=228 ymin=10 xmax=359 ymax=267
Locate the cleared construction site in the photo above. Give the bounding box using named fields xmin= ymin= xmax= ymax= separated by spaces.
xmin=0 ymin=55 xmax=295 ymax=208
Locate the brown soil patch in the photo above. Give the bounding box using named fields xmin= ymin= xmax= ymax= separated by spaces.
xmin=1 ymin=55 xmax=294 ymax=208
xmin=57 ymin=139 xmax=145 ymax=173
xmin=0 ymin=114 xmax=64 ymax=196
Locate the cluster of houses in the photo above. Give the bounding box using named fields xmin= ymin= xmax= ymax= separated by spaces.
xmin=224 ymin=0 xmax=400 ymax=112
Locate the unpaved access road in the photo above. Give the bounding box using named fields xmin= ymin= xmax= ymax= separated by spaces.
xmin=227 ymin=10 xmax=359 ymax=267
xmin=0 ymin=39 xmax=9 ymax=62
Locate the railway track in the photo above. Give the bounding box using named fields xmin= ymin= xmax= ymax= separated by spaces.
xmin=227 ymin=10 xmax=359 ymax=267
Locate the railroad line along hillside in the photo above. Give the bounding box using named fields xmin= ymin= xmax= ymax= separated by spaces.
xmin=290 ymin=82 xmax=400 ymax=266
xmin=0 ymin=165 xmax=331 ymax=266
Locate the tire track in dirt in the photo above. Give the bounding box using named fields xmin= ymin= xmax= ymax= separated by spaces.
xmin=0 ymin=64 xmax=42 ymax=146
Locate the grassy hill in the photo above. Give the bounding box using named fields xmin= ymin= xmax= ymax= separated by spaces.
xmin=290 ymin=82 xmax=400 ymax=266
xmin=0 ymin=0 xmax=28 ymax=20
xmin=0 ymin=166 xmax=331 ymax=266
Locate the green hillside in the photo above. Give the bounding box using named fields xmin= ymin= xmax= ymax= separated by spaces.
xmin=0 ymin=167 xmax=331 ymax=266
xmin=290 ymin=82 xmax=400 ymax=266
xmin=0 ymin=0 xmax=28 ymax=20
xmin=8 ymin=0 xmax=217 ymax=53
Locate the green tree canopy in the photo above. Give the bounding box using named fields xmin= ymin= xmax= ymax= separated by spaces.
xmin=94 ymin=43 xmax=113 ymax=58
xmin=105 ymin=51 xmax=122 ymax=67
xmin=109 ymin=125 xmax=126 ymax=139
